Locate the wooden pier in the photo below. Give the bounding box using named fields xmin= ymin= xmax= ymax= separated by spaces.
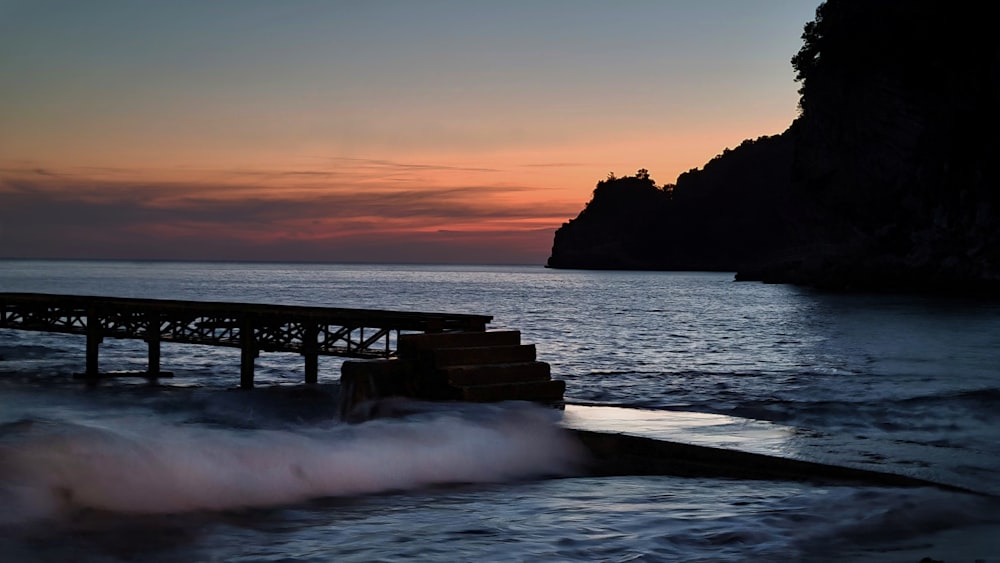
xmin=4 ymin=295 xmax=960 ymax=492
xmin=0 ymin=292 xmax=492 ymax=389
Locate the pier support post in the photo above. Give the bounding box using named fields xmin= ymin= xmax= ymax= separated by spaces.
xmin=304 ymin=353 xmax=318 ymax=385
xmin=85 ymin=307 xmax=102 ymax=378
xmin=146 ymin=316 xmax=161 ymax=377
xmin=240 ymin=318 xmax=257 ymax=389
xmin=303 ymin=324 xmax=319 ymax=385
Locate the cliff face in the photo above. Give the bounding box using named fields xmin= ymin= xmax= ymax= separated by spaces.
xmin=761 ymin=0 xmax=1000 ymax=291
xmin=546 ymin=172 xmax=670 ymax=270
xmin=547 ymin=134 xmax=797 ymax=271
xmin=548 ymin=0 xmax=1000 ymax=293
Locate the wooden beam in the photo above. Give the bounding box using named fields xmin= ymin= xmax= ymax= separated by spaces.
xmin=85 ymin=307 xmax=101 ymax=378
xmin=147 ymin=316 xmax=161 ymax=377
xmin=303 ymin=324 xmax=319 ymax=385
xmin=240 ymin=318 xmax=256 ymax=389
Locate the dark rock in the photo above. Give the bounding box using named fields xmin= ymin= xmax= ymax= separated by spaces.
xmin=548 ymin=133 xmax=798 ymax=272
xmin=547 ymin=0 xmax=1000 ymax=295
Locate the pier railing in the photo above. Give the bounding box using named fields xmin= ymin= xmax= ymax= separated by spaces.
xmin=0 ymin=293 xmax=491 ymax=388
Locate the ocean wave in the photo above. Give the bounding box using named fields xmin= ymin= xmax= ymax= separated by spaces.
xmin=0 ymin=402 xmax=584 ymax=523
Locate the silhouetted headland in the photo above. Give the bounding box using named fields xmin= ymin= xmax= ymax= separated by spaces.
xmin=547 ymin=0 xmax=1000 ymax=294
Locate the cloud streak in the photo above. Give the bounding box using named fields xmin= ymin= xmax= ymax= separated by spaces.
xmin=0 ymin=161 xmax=578 ymax=264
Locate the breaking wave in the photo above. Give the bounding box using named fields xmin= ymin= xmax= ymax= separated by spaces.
xmin=0 ymin=402 xmax=583 ymax=523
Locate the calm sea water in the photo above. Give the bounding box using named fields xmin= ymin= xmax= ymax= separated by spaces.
xmin=2 ymin=260 xmax=999 ymax=562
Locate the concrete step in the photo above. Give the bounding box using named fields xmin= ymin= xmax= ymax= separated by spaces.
xmin=438 ymin=361 xmax=551 ymax=386
xmin=398 ymin=330 xmax=521 ymax=357
xmin=341 ymin=328 xmax=564 ymax=417
xmin=428 ymin=344 xmax=536 ymax=367
xmin=459 ymin=379 xmax=566 ymax=403
xmin=340 ymin=359 xmax=417 ymax=415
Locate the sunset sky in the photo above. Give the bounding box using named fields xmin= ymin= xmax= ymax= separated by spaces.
xmin=1 ymin=0 xmax=820 ymax=264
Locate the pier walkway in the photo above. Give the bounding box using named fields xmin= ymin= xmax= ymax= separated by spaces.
xmin=0 ymin=292 xmax=491 ymax=388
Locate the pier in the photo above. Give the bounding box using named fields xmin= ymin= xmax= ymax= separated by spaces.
xmin=0 ymin=292 xmax=492 ymax=389
xmin=2 ymin=293 xmax=971 ymax=495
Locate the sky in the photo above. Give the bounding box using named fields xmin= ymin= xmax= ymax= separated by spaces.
xmin=0 ymin=0 xmax=821 ymax=265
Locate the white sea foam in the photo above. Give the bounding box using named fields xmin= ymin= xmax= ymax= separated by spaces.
xmin=0 ymin=403 xmax=584 ymax=523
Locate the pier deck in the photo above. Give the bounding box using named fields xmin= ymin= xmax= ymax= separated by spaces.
xmin=0 ymin=292 xmax=491 ymax=388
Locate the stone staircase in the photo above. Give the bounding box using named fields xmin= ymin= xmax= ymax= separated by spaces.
xmin=340 ymin=330 xmax=564 ymax=417
xmin=400 ymin=330 xmax=565 ymax=403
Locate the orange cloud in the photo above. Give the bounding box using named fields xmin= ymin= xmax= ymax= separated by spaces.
xmin=0 ymin=159 xmax=579 ymax=264
xmin=0 ymin=107 xmax=799 ymax=265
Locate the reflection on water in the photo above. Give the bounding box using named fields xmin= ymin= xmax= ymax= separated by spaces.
xmin=562 ymin=405 xmax=793 ymax=453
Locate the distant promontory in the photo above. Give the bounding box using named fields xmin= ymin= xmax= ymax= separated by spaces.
xmin=547 ymin=0 xmax=1000 ymax=294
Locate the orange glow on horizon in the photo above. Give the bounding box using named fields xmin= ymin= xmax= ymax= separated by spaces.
xmin=1 ymin=0 xmax=818 ymax=263
xmin=0 ymin=112 xmax=796 ymax=264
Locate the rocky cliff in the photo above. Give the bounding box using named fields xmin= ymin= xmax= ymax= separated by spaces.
xmin=547 ymin=134 xmax=798 ymax=271
xmin=547 ymin=0 xmax=1000 ymax=294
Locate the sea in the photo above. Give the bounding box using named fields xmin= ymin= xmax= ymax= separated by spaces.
xmin=1 ymin=260 xmax=999 ymax=562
